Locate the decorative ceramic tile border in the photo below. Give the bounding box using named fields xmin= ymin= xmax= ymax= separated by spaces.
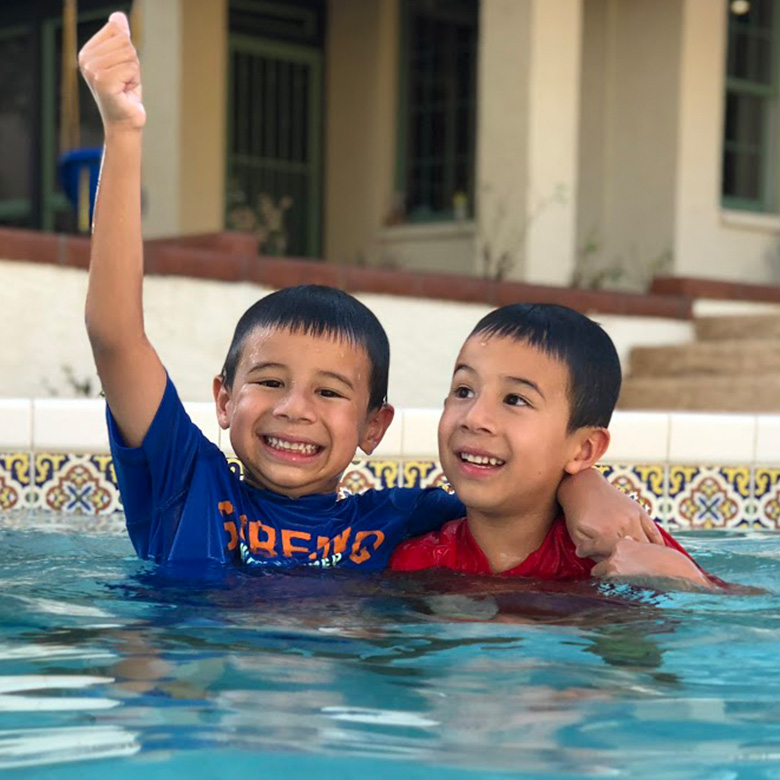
xmin=4 ymin=403 xmax=780 ymax=529
xmin=1 ymin=452 xmax=778 ymax=529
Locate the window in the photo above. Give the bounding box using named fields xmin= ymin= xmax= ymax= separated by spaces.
xmin=722 ymin=0 xmax=780 ymax=211
xmin=397 ymin=0 xmax=478 ymax=222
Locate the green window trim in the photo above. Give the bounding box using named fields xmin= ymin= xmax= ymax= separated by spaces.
xmin=721 ymin=0 xmax=780 ymax=213
xmin=395 ymin=0 xmax=478 ymax=225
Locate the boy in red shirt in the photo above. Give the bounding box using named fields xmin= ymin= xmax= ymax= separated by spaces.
xmin=391 ymin=304 xmax=714 ymax=588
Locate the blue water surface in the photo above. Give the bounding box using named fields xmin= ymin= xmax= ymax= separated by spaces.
xmin=2 ymin=512 xmax=780 ymax=780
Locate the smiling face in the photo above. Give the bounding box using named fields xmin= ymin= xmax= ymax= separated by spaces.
xmin=214 ymin=327 xmax=393 ymax=498
xmin=438 ymin=335 xmax=597 ymax=524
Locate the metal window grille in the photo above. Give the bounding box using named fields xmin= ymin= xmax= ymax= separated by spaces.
xmin=399 ymin=0 xmax=478 ymax=221
xmin=722 ymin=0 xmax=780 ymax=211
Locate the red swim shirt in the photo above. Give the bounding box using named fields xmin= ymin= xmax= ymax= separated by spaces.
xmin=389 ymin=516 xmax=695 ymax=580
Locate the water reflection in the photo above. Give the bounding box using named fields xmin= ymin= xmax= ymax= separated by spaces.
xmin=1 ymin=530 xmax=779 ymax=776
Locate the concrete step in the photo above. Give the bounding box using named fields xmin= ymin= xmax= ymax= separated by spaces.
xmin=695 ymin=315 xmax=780 ymax=342
xmin=629 ymin=339 xmax=780 ymax=377
xmin=619 ymin=374 xmax=780 ymax=412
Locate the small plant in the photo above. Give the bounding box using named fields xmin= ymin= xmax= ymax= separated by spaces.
xmin=478 ymin=184 xmax=568 ymax=281
xmin=572 ymin=230 xmax=673 ymax=291
xmin=226 ymin=183 xmax=293 ymax=256
xmin=42 ymin=364 xmax=99 ymax=397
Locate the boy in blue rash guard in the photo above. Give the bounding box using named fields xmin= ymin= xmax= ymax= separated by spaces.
xmin=79 ymin=14 xmax=664 ymax=571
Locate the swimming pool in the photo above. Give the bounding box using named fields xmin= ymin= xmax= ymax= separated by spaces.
xmin=2 ymin=513 xmax=780 ymax=779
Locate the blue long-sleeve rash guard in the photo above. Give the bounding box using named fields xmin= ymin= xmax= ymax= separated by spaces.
xmin=108 ymin=376 xmax=464 ymax=570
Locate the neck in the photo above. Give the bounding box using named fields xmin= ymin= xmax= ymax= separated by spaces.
xmin=466 ymin=498 xmax=559 ymax=574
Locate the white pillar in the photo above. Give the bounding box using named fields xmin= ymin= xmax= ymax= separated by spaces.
xmin=476 ymin=0 xmax=582 ymax=285
xmin=138 ymin=0 xmax=227 ymax=239
xmin=138 ymin=0 xmax=182 ymax=238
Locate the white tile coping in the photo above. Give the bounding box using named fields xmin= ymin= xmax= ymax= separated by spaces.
xmin=0 ymin=399 xmax=32 ymax=451
xmin=2 ymin=401 xmax=779 ymax=465
xmin=667 ymin=413 xmax=756 ymax=466
xmin=32 ymin=399 xmax=108 ymax=453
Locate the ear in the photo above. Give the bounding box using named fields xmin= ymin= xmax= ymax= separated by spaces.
xmin=358 ymin=404 xmax=395 ymax=456
xmin=563 ymin=427 xmax=610 ymax=476
xmin=213 ymin=374 xmax=232 ymax=430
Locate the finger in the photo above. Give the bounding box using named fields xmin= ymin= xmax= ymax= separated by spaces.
xmin=84 ymin=34 xmax=136 ymax=62
xmin=81 ymin=14 xmax=130 ymax=55
xmin=96 ymin=62 xmax=142 ymax=90
xmin=85 ymin=50 xmax=139 ymax=77
xmin=109 ymin=11 xmax=131 ymax=38
xmin=641 ymin=514 xmax=665 ymax=546
xmin=591 ymin=560 xmax=611 ymax=578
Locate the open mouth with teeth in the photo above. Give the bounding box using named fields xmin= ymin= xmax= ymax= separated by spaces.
xmin=263 ymin=435 xmax=323 ymax=459
xmin=458 ymin=451 xmax=506 ymax=468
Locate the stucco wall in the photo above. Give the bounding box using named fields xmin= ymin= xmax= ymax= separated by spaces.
xmin=139 ymin=0 xmax=227 ymax=239
xmin=1 ymin=260 xmax=693 ymax=406
xmin=674 ymin=0 xmax=780 ymax=284
xmin=578 ymin=0 xmax=681 ymax=290
xmin=324 ymin=0 xmax=399 ymax=267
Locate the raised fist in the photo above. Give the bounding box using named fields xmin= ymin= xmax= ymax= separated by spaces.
xmin=78 ymin=12 xmax=145 ymax=131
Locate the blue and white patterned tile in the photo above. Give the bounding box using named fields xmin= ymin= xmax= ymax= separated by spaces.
xmin=667 ymin=466 xmax=751 ymax=530
xmin=0 ymin=453 xmax=32 ymax=511
xmin=401 ymin=459 xmax=451 ymax=492
xmin=34 ymin=453 xmax=121 ymax=515
xmin=339 ymin=459 xmax=399 ymax=494
xmin=753 ymin=468 xmax=780 ymax=530
xmin=600 ymin=464 xmax=666 ymax=523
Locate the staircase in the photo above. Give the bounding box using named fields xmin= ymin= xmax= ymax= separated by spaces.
xmin=619 ymin=315 xmax=780 ymax=412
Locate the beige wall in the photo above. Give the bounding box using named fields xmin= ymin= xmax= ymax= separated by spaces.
xmin=577 ymin=0 xmax=681 ymax=290
xmin=1 ymin=260 xmax=694 ymax=405
xmin=477 ymin=0 xmax=582 ymax=285
xmin=139 ymin=0 xmax=227 ymax=239
xmin=180 ymin=0 xmax=227 ymax=235
xmin=674 ymin=0 xmax=780 ymax=283
xmin=325 ymin=0 xmax=399 ymax=266
xmin=139 ymin=0 xmax=181 ymax=238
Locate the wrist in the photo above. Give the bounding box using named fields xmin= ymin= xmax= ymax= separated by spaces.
xmin=104 ymin=126 xmax=143 ymax=146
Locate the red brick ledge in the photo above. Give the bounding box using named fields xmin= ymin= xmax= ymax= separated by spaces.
xmin=0 ymin=227 xmax=692 ymax=319
xmin=652 ymin=276 xmax=780 ymax=304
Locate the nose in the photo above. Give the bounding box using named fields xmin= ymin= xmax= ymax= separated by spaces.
xmin=273 ymin=387 xmax=316 ymax=423
xmin=460 ymin=393 xmax=496 ymax=435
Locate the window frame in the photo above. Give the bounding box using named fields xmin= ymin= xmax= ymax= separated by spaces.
xmin=394 ymin=0 xmax=478 ymax=224
xmin=722 ymin=0 xmax=780 ymax=213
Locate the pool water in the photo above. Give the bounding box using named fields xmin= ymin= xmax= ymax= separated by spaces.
xmin=2 ymin=514 xmax=780 ymax=780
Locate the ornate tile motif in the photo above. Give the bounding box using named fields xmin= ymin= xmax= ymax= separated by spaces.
xmin=34 ymin=454 xmax=122 ymax=515
xmin=667 ymin=466 xmax=751 ymax=530
xmin=753 ymin=468 xmax=780 ymax=530
xmin=601 ymin=464 xmax=666 ymax=523
xmin=401 ymin=460 xmax=452 ymax=491
xmin=0 ymin=454 xmax=31 ymax=511
xmin=226 ymin=457 xmax=244 ymax=479
xmin=339 ymin=459 xmax=399 ymax=493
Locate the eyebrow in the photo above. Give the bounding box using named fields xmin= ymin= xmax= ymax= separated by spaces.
xmin=454 ymin=363 xmax=545 ymax=399
xmin=317 ymin=370 xmax=355 ymax=391
xmin=245 ymin=362 xmax=355 ymax=391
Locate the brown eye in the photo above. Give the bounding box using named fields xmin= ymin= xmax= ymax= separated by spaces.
xmin=454 ymin=386 xmax=474 ymax=399
xmin=505 ymin=394 xmax=528 ymax=407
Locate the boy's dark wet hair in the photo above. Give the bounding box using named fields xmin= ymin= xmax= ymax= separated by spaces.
xmin=221 ymin=285 xmax=390 ymax=410
xmin=470 ymin=303 xmax=622 ymax=431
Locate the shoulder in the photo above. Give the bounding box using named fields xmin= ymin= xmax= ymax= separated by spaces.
xmin=389 ymin=517 xmax=464 ymax=571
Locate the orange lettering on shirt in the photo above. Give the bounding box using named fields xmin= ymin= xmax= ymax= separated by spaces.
xmin=331 ymin=527 xmax=352 ymax=555
xmin=349 ymin=530 xmax=385 ymax=564
xmin=223 ymin=521 xmax=238 ymax=551
xmin=308 ymin=535 xmax=331 ymax=561
xmin=218 ymin=501 xmax=235 ymax=516
xmin=282 ymin=529 xmax=312 ymax=557
xmin=249 ymin=520 xmax=277 ymax=557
